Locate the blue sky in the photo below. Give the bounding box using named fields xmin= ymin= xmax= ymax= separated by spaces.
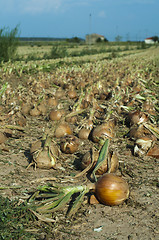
xmin=0 ymin=0 xmax=158 ymax=41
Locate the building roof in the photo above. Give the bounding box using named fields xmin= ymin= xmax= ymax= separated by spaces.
xmin=86 ymin=33 xmax=104 ymax=37
xmin=145 ymin=37 xmax=154 ymax=40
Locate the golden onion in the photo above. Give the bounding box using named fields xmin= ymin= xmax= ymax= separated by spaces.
xmin=95 ymin=173 xmax=129 ymax=206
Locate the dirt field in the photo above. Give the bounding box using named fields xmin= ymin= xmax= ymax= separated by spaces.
xmin=0 ymin=46 xmax=159 ymax=240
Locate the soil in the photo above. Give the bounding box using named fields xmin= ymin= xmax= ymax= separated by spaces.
xmin=0 ymin=49 xmax=159 ymax=240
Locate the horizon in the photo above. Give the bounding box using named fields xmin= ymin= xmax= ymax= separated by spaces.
xmin=18 ymin=36 xmax=152 ymax=42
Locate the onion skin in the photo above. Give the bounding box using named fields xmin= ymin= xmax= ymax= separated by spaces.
xmin=30 ymin=140 xmax=42 ymax=154
xmin=95 ymin=173 xmax=129 ymax=206
xmin=30 ymin=107 xmax=41 ymax=117
xmin=32 ymin=140 xmax=59 ymax=169
xmin=60 ymin=135 xmax=79 ymax=154
xmin=81 ymin=151 xmax=119 ymax=175
xmin=21 ymin=103 xmax=31 ymax=115
xmin=49 ymin=109 xmax=64 ymax=121
xmin=48 ymin=97 xmax=58 ymax=107
xmin=54 ymin=122 xmax=72 ymax=138
xmin=35 ymin=150 xmax=56 ymax=169
xmin=67 ymin=89 xmax=77 ymax=99
xmin=0 ymin=132 xmax=8 ymax=144
xmin=128 ymin=110 xmax=148 ymax=126
xmin=91 ymin=120 xmax=116 ymax=143
xmin=78 ymin=128 xmax=91 ymax=140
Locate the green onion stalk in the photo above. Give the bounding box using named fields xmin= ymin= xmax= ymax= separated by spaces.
xmin=28 ymin=183 xmax=91 ymax=217
xmin=28 ymin=139 xmax=110 ymax=217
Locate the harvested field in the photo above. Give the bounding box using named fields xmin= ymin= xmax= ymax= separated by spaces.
xmin=0 ymin=46 xmax=159 ymax=240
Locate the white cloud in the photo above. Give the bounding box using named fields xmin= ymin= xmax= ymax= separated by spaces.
xmin=0 ymin=0 xmax=94 ymax=15
xmin=105 ymin=0 xmax=155 ymax=4
xmin=98 ymin=11 xmax=106 ymax=18
xmin=0 ymin=0 xmax=63 ymax=14
xmin=119 ymin=0 xmax=155 ymax=3
xmin=0 ymin=0 xmax=156 ymax=16
xmin=21 ymin=0 xmax=62 ymax=14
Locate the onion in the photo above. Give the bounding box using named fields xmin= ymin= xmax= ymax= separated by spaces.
xmin=129 ymin=125 xmax=145 ymax=140
xmin=30 ymin=138 xmax=59 ymax=169
xmin=30 ymin=173 xmax=129 ymax=216
xmin=16 ymin=113 xmax=27 ymax=127
xmin=55 ymin=89 xmax=64 ymax=99
xmin=60 ymin=135 xmax=79 ymax=154
xmin=134 ymin=136 xmax=152 ymax=156
xmin=128 ymin=110 xmax=148 ymax=125
xmin=81 ymin=151 xmax=119 ymax=175
xmin=65 ymin=115 xmax=77 ymax=124
xmin=37 ymin=104 xmax=47 ymax=116
xmin=30 ymin=106 xmax=41 ymax=117
xmin=48 ymin=97 xmax=58 ymax=107
xmin=54 ymin=122 xmax=72 ymax=138
xmin=92 ymin=121 xmax=115 ymax=143
xmin=0 ymin=132 xmax=7 ymax=144
xmin=78 ymin=128 xmax=91 ymax=140
xmin=30 ymin=140 xmax=42 ymax=155
xmin=21 ymin=103 xmax=31 ymax=115
xmin=35 ymin=146 xmax=58 ymax=169
xmin=67 ymin=89 xmax=77 ymax=99
xmin=95 ymin=173 xmax=129 ymax=206
xmin=78 ymin=118 xmax=94 ymax=140
xmin=49 ymin=109 xmax=64 ymax=121
xmin=147 ymin=145 xmax=159 ymax=158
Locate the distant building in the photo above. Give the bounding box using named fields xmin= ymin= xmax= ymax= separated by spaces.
xmin=144 ymin=37 xmax=156 ymax=44
xmin=85 ymin=33 xmax=106 ymax=44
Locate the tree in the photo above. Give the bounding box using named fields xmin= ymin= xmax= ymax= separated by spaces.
xmin=152 ymin=36 xmax=158 ymax=42
xmin=0 ymin=25 xmax=20 ymax=62
xmin=96 ymin=37 xmax=108 ymax=43
xmin=66 ymin=37 xmax=82 ymax=43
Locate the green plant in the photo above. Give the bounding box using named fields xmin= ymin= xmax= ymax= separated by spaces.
xmin=49 ymin=46 xmax=68 ymax=59
xmin=0 ymin=25 xmax=20 ymax=62
xmin=0 ymin=195 xmax=35 ymax=239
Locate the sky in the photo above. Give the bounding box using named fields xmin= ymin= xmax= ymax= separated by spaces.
xmin=0 ymin=0 xmax=159 ymax=41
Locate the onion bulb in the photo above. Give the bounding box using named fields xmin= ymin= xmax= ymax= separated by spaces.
xmin=134 ymin=136 xmax=152 ymax=156
xmin=60 ymin=135 xmax=79 ymax=154
xmin=78 ymin=119 xmax=93 ymax=140
xmin=78 ymin=127 xmax=91 ymax=140
xmin=128 ymin=110 xmax=148 ymax=126
xmin=67 ymin=88 xmax=77 ymax=99
xmin=92 ymin=121 xmax=115 ymax=143
xmin=30 ymin=106 xmax=41 ymax=117
xmin=48 ymin=97 xmax=58 ymax=107
xmin=0 ymin=132 xmax=7 ymax=144
xmin=31 ymin=138 xmax=59 ymax=169
xmin=21 ymin=103 xmax=31 ymax=115
xmin=95 ymin=173 xmax=129 ymax=206
xmin=81 ymin=150 xmax=119 ymax=175
xmin=54 ymin=122 xmax=72 ymax=138
xmin=147 ymin=145 xmax=159 ymax=158
xmin=49 ymin=109 xmax=64 ymax=121
xmin=37 ymin=104 xmax=47 ymax=116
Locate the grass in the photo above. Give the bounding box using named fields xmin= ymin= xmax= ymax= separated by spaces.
xmin=15 ymin=40 xmax=152 ymax=61
xmin=0 ymin=195 xmax=36 ymax=239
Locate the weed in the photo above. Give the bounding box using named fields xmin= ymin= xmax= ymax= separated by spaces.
xmin=0 ymin=25 xmax=20 ymax=62
xmin=0 ymin=195 xmax=36 ymax=239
